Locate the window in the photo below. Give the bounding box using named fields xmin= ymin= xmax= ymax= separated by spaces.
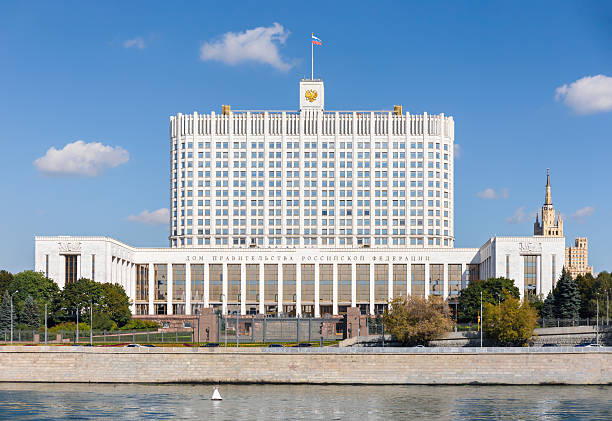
xmin=524 ymin=256 xmax=537 ymax=297
xmin=283 ymin=264 xmax=296 ymax=302
xmin=65 ymin=255 xmax=78 ymax=284
xmin=154 ymin=264 xmax=167 ymax=301
xmin=448 ymin=264 xmax=462 ymax=297
xmin=173 ymin=264 xmax=186 ymax=302
xmin=338 ymin=264 xmax=352 ymax=303
xmin=136 ymin=264 xmax=149 ymax=301
xmin=393 ymin=264 xmax=407 ymax=297
xmin=430 ymin=264 xmax=443 ymax=296
xmin=191 ymin=264 xmax=205 ymax=302
xmin=411 ymin=264 xmax=425 ymax=297
xmin=356 ymin=264 xmax=369 ymax=302
xmin=374 ymin=264 xmax=388 ymax=302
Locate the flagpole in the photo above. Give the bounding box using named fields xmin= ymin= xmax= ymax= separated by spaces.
xmin=311 ymin=33 xmax=314 ymax=80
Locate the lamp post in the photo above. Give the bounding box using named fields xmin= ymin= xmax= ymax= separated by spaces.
xmin=44 ymin=303 xmax=48 ymax=346
xmin=89 ymin=301 xmax=93 ymax=346
xmin=596 ymin=293 xmax=599 ymax=345
xmin=480 ymin=291 xmax=483 ymax=348
xmin=221 ymin=294 xmax=227 ymax=347
xmin=10 ymin=290 xmax=19 ymax=345
xmin=76 ymin=305 xmax=79 ymax=344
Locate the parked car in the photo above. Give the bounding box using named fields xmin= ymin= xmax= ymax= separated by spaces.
xmin=268 ymin=343 xmax=284 ymax=348
xmin=143 ymin=344 xmax=156 ymax=348
xmin=297 ymin=343 xmax=312 ymax=347
xmin=542 ymin=343 xmax=559 ymax=347
xmin=585 ymin=343 xmax=603 ymax=348
xmin=124 ymin=344 xmax=143 ymax=348
xmin=204 ymin=343 xmax=220 ymax=347
xmin=415 ymin=345 xmax=425 ymax=348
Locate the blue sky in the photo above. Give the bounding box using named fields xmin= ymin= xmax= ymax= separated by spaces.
xmin=1 ymin=1 xmax=611 ymax=273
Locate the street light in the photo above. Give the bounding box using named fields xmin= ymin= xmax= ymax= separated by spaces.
xmin=76 ymin=305 xmax=79 ymax=344
xmin=10 ymin=290 xmax=19 ymax=345
xmin=89 ymin=301 xmax=93 ymax=346
xmin=221 ymin=293 xmax=227 ymax=347
xmin=480 ymin=291 xmax=483 ymax=348
xmin=596 ymin=293 xmax=599 ymax=345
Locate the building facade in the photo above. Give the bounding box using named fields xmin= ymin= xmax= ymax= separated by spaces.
xmin=35 ymin=235 xmax=564 ymax=316
xmin=34 ymin=78 xmax=567 ymax=316
xmin=170 ymin=80 xmax=455 ymax=249
xmin=565 ymin=237 xmax=594 ymax=278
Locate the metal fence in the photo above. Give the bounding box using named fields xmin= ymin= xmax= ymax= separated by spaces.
xmin=217 ymin=316 xmax=344 ymax=345
xmin=0 ymin=329 xmax=193 ymax=344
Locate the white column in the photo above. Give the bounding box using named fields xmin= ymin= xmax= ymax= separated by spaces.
xmin=460 ymin=263 xmax=467 ymax=289
xmin=536 ymin=255 xmax=541 ymax=296
xmin=240 ymin=263 xmax=246 ymax=316
xmin=130 ymin=263 xmax=136 ymax=314
xmin=314 ymin=263 xmax=320 ymax=317
xmin=222 ymin=263 xmax=228 ymax=315
xmin=148 ymin=263 xmax=154 ymax=315
xmin=351 ymin=262 xmax=356 ymax=307
xmin=277 ymin=264 xmax=283 ymax=315
xmin=387 ymin=263 xmax=393 ymax=302
xmin=185 ymin=262 xmax=192 ymax=315
xmin=296 ymin=263 xmax=302 ymax=316
xmin=77 ymin=255 xmax=82 ymax=280
xmin=424 ymin=263 xmax=430 ymax=298
xmin=369 ymin=263 xmax=374 ymax=315
xmin=443 ymin=263 xmax=449 ymax=299
xmin=332 ymin=263 xmax=338 ymax=315
xmin=406 ymin=263 xmax=412 ymax=296
xmin=204 ymin=263 xmax=210 ymax=308
xmin=167 ymin=264 xmax=173 ymax=315
xmin=258 ymin=263 xmax=265 ymax=315
xmin=518 ymin=256 xmax=525 ymax=299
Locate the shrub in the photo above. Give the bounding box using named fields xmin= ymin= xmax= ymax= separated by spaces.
xmin=383 ymin=295 xmax=453 ymax=345
xmin=119 ymin=318 xmax=161 ymax=331
xmin=483 ymin=296 xmax=538 ymax=346
xmin=46 ymin=322 xmax=91 ymax=334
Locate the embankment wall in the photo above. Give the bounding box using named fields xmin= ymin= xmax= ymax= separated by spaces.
xmin=1 ymin=347 xmax=611 ymax=385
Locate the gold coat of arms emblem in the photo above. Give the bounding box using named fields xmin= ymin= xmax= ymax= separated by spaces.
xmin=305 ymin=89 xmax=318 ymax=102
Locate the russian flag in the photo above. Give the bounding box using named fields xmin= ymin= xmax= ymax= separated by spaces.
xmin=312 ymin=34 xmax=322 ymax=45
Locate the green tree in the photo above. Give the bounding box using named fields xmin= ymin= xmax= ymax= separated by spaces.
xmin=554 ymin=267 xmax=580 ymax=320
xmin=9 ymin=271 xmax=61 ymax=325
xmin=527 ymin=293 xmax=545 ymax=317
xmin=575 ymin=273 xmax=597 ymax=318
xmin=484 ymin=297 xmax=538 ymax=346
xmin=0 ymin=291 xmax=11 ymax=331
xmin=0 ymin=270 xmax=13 ymax=297
xmin=540 ymin=291 xmax=555 ymax=321
xmin=99 ymin=283 xmax=131 ymax=328
xmin=457 ymin=277 xmax=520 ymax=323
xmin=20 ymin=295 xmax=40 ymax=329
xmin=59 ymin=278 xmax=104 ymax=324
xmin=383 ymin=295 xmax=452 ymax=345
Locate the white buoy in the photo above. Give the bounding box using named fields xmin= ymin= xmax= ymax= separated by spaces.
xmin=211 ymin=387 xmax=222 ymax=401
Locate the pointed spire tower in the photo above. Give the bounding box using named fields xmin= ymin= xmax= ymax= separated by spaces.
xmin=534 ymin=169 xmax=563 ymax=237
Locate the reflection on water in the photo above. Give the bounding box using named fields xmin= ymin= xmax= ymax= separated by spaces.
xmin=0 ymin=383 xmax=610 ymax=420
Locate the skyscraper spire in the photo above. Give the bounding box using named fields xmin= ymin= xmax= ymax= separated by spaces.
xmin=544 ymin=168 xmax=552 ymax=206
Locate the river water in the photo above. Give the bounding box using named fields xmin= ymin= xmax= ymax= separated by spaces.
xmin=0 ymin=383 xmax=610 ymax=420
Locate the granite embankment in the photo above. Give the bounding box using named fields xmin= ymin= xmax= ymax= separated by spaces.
xmin=1 ymin=346 xmax=611 ymax=385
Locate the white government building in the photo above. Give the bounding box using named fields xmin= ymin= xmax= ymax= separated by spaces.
xmin=35 ymin=79 xmax=565 ymax=317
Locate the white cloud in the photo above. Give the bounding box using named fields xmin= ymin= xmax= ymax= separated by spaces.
xmin=127 ymin=208 xmax=169 ymax=226
xmin=477 ymin=188 xmax=509 ymax=200
xmin=555 ymin=75 xmax=612 ymax=114
xmin=568 ymin=206 xmax=594 ymax=223
xmin=124 ymin=37 xmax=146 ymax=49
xmin=506 ymin=206 xmax=537 ymax=224
xmin=200 ymin=23 xmax=293 ymax=71
xmin=34 ymin=140 xmax=129 ymax=177
xmin=454 ymin=144 xmax=462 ymax=159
